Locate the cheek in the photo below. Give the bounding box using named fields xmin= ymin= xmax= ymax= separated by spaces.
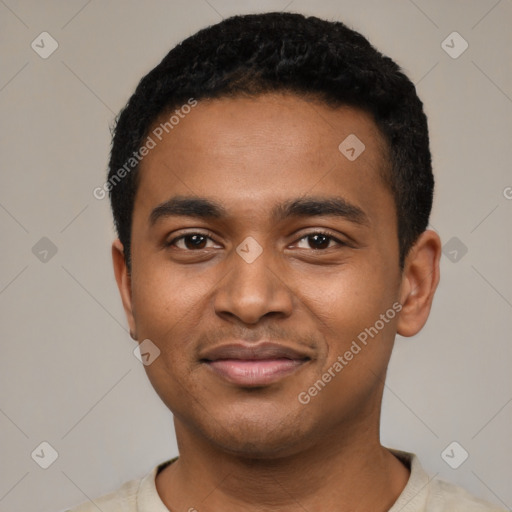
xmin=298 ymin=259 xmax=399 ymax=373
xmin=130 ymin=256 xmax=209 ymax=346
xmin=130 ymin=263 xmax=206 ymax=403
xmin=300 ymin=260 xmax=396 ymax=323
xmin=297 ymin=267 xmax=399 ymax=414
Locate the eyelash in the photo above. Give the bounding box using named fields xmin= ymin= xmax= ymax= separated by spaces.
xmin=165 ymin=230 xmax=347 ymax=251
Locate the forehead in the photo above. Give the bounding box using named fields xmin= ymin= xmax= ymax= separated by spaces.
xmin=134 ymin=93 xmax=392 ymax=222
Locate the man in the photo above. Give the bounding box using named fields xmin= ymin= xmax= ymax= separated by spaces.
xmin=70 ymin=11 xmax=504 ymax=512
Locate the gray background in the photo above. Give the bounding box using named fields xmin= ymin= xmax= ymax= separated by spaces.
xmin=1 ymin=1 xmax=511 ymax=511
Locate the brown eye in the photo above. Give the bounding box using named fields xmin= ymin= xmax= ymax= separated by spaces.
xmin=167 ymin=233 xmax=217 ymax=250
xmin=183 ymin=234 xmax=207 ymax=249
xmin=307 ymin=234 xmax=331 ymax=249
xmin=295 ymin=232 xmax=343 ymax=250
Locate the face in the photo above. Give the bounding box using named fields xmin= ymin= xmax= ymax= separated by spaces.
xmin=113 ymin=93 xmax=439 ymax=458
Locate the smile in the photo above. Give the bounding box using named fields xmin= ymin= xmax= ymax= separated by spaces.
xmin=199 ymin=341 xmax=312 ymax=387
xmin=204 ymin=358 xmax=309 ymax=387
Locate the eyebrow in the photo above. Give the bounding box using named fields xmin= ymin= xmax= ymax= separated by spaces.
xmin=149 ymin=195 xmax=369 ymax=227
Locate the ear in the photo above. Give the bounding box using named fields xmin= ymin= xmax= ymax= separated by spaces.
xmin=397 ymin=229 xmax=441 ymax=337
xmin=112 ymin=239 xmax=137 ymax=340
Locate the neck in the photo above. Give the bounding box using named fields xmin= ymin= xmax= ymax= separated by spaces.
xmin=156 ymin=419 xmax=410 ymax=512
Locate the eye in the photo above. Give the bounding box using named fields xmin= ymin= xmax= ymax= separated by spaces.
xmin=294 ymin=231 xmax=345 ymax=250
xmin=165 ymin=231 xmax=347 ymax=252
xmin=166 ymin=233 xmax=220 ymax=250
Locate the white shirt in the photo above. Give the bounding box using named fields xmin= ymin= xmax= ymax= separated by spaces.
xmin=65 ymin=449 xmax=506 ymax=511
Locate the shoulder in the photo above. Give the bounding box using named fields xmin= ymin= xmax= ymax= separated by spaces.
xmin=427 ymin=477 xmax=507 ymax=512
xmin=63 ymin=457 xmax=177 ymax=512
xmin=64 ymin=475 xmax=141 ymax=512
xmin=388 ymin=449 xmax=506 ymax=512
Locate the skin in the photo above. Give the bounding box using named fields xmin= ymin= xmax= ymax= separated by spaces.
xmin=112 ymin=93 xmax=441 ymax=512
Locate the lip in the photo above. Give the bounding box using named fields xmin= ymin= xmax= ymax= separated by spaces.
xmin=200 ymin=342 xmax=312 ymax=387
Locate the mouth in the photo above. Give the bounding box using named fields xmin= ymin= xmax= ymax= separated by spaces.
xmin=199 ymin=342 xmax=312 ymax=387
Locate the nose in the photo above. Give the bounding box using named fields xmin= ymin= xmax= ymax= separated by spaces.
xmin=213 ymin=242 xmax=294 ymax=325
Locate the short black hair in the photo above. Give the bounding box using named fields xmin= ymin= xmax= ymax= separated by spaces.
xmin=107 ymin=11 xmax=433 ymax=271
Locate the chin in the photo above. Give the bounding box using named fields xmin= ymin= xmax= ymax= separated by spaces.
xmin=200 ymin=412 xmax=313 ymax=460
xmin=213 ymin=435 xmax=300 ymax=460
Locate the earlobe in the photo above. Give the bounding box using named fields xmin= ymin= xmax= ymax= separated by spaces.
xmin=396 ymin=229 xmax=441 ymax=338
xmin=112 ymin=239 xmax=137 ymax=339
